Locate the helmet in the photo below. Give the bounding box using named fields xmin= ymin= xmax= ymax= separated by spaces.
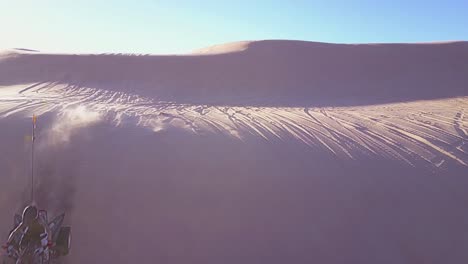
xmin=22 ymin=205 xmax=38 ymax=224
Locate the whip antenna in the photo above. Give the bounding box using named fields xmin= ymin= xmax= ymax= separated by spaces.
xmin=31 ymin=114 xmax=37 ymax=203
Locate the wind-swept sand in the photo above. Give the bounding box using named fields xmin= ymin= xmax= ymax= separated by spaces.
xmin=0 ymin=40 xmax=467 ymax=263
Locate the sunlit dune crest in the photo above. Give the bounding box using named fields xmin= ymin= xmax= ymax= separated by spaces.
xmin=0 ymin=83 xmax=466 ymax=167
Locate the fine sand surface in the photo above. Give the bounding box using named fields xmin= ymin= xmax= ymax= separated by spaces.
xmin=0 ymin=40 xmax=467 ymax=263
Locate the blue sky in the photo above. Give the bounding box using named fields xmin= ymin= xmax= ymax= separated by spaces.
xmin=1 ymin=0 xmax=467 ymax=54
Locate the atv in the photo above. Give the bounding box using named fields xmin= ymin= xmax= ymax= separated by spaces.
xmin=3 ymin=209 xmax=71 ymax=264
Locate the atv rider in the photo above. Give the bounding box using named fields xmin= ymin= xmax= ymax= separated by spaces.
xmin=4 ymin=205 xmax=52 ymax=250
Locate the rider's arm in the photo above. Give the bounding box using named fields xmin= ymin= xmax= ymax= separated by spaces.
xmin=45 ymin=225 xmax=52 ymax=244
xmin=7 ymin=223 xmax=25 ymax=244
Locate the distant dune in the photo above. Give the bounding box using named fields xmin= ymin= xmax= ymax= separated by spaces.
xmin=0 ymin=40 xmax=467 ymax=264
xmin=1 ymin=40 xmax=467 ymax=105
xmin=13 ymin=48 xmax=40 ymax=52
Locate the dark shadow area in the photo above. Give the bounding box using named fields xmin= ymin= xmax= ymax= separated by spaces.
xmin=1 ymin=40 xmax=467 ymax=107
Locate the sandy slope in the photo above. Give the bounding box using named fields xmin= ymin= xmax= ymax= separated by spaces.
xmin=0 ymin=40 xmax=467 ymax=263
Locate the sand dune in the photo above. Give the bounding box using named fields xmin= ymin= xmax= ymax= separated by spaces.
xmin=0 ymin=40 xmax=467 ymax=263
xmin=0 ymin=82 xmax=466 ymax=168
xmin=1 ymin=40 xmax=467 ymax=105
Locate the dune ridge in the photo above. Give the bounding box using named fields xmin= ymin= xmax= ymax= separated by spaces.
xmin=1 ymin=40 xmax=467 ymax=105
